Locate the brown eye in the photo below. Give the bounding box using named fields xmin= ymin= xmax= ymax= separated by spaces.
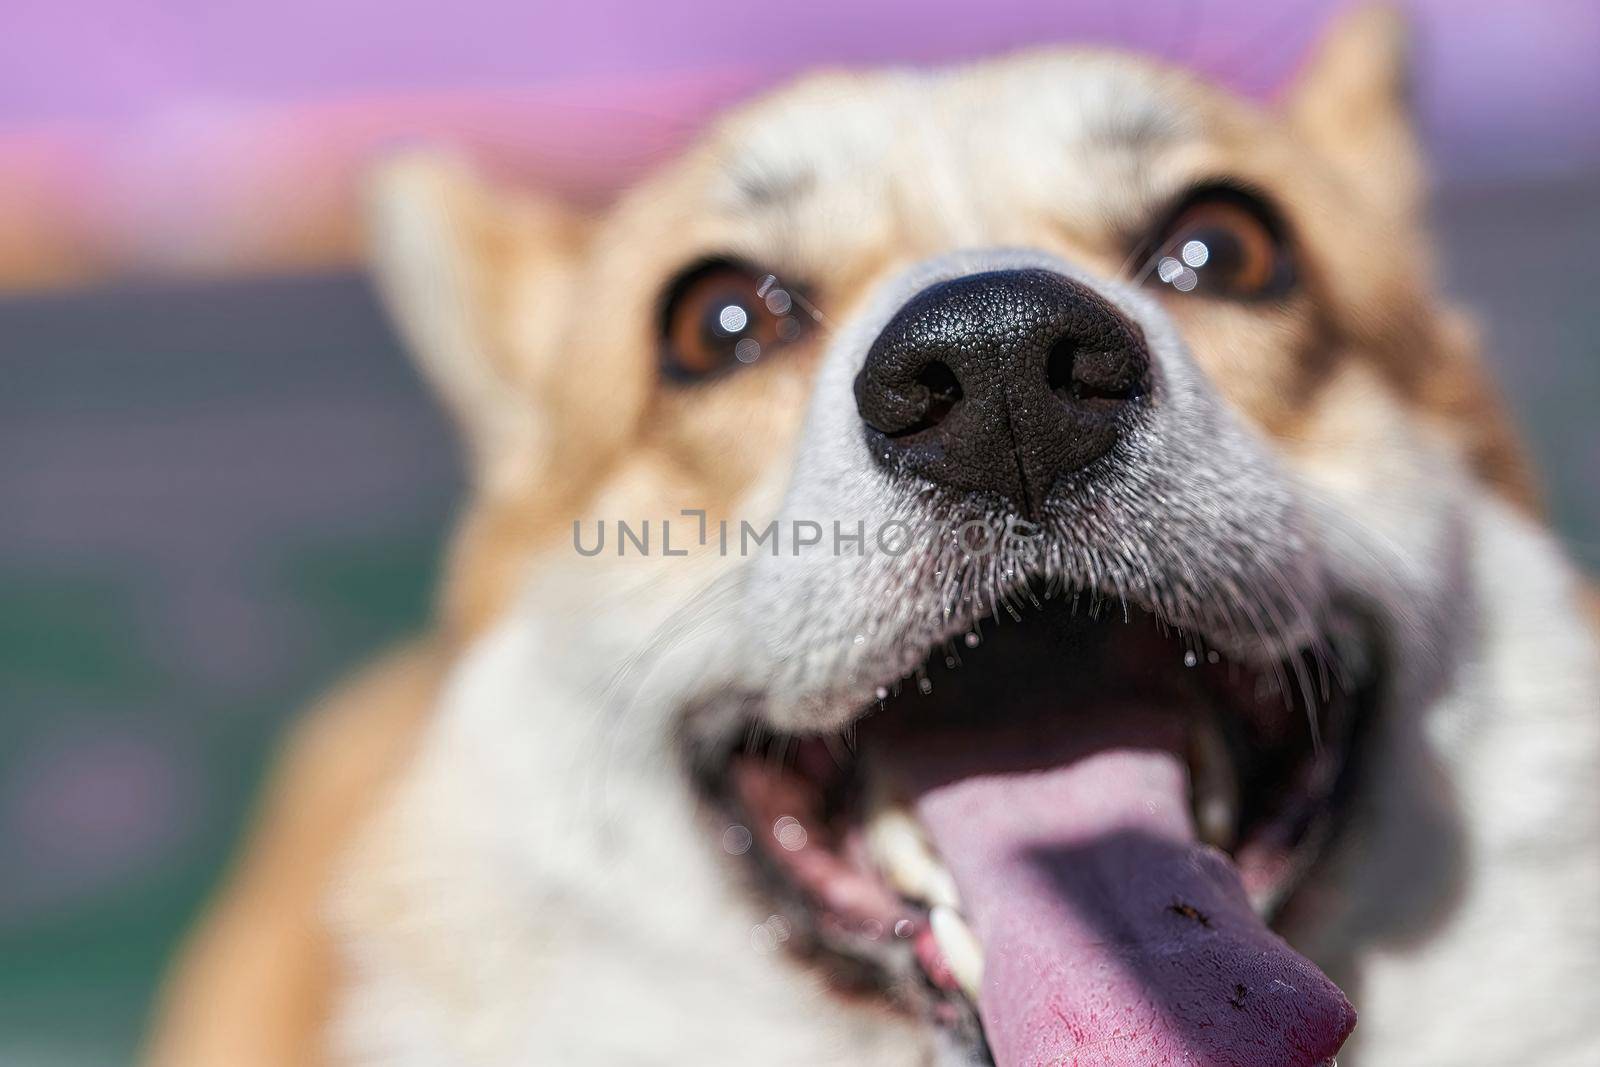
xmin=659 ymin=260 xmax=811 ymax=381
xmin=1145 ymin=188 xmax=1292 ymax=299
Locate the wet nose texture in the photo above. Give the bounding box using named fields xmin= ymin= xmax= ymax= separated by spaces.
xmin=854 ymin=269 xmax=1150 ymax=516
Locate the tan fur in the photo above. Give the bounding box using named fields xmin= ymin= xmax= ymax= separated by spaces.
xmin=147 ymin=8 xmax=1575 ymax=1062
xmin=1282 ymin=5 xmax=1538 ymax=509
xmin=144 ymin=643 xmax=444 ymax=1066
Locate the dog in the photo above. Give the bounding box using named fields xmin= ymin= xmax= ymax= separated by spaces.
xmin=146 ymin=7 xmax=1600 ymax=1064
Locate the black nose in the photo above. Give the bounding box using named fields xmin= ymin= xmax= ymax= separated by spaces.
xmin=854 ymin=269 xmax=1150 ymax=513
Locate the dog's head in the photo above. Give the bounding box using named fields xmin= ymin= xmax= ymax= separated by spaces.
xmin=367 ymin=8 xmax=1542 ymax=1064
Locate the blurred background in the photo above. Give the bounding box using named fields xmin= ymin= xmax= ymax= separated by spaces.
xmin=1 ymin=1 xmax=1596 ymax=1062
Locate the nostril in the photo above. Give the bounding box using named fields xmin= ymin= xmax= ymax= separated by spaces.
xmin=1047 ymin=339 xmax=1145 ymax=403
xmin=887 ymin=360 xmax=963 ymax=438
xmin=1045 ymin=340 xmax=1075 ymax=399
xmin=919 ymin=360 xmax=963 ymax=415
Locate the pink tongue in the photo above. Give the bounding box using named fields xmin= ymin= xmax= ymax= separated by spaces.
xmin=900 ymin=710 xmax=1355 ymax=1067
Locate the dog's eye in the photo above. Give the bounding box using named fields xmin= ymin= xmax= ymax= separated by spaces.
xmin=1144 ymin=188 xmax=1292 ymax=300
xmin=659 ymin=260 xmax=810 ymax=381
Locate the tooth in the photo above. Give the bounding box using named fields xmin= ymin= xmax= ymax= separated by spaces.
xmin=929 ymin=905 xmax=984 ymax=1003
xmin=1190 ymin=715 xmax=1239 ymax=850
xmin=865 ymin=802 xmax=961 ymax=909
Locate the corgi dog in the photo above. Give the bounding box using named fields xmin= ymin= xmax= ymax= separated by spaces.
xmin=147 ymin=8 xmax=1600 ymax=1065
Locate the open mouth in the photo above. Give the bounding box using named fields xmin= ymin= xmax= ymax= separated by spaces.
xmin=693 ymin=592 xmax=1371 ymax=1066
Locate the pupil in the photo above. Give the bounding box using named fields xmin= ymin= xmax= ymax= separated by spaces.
xmin=695 ymin=289 xmax=755 ymax=369
xmin=1192 ymin=227 xmax=1241 ymax=279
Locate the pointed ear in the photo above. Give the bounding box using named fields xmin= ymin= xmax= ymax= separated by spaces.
xmin=363 ymin=153 xmax=585 ymax=490
xmin=1284 ymin=4 xmax=1423 ymax=215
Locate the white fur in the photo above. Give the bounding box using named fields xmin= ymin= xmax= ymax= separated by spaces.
xmin=326 ymin=539 xmax=930 ymax=1064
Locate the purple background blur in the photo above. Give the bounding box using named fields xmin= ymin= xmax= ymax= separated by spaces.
xmin=0 ymin=3 xmax=1596 ymax=1064
xmin=4 ymin=0 xmax=1598 ymax=180
xmin=1 ymin=1 xmax=1598 ymax=283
